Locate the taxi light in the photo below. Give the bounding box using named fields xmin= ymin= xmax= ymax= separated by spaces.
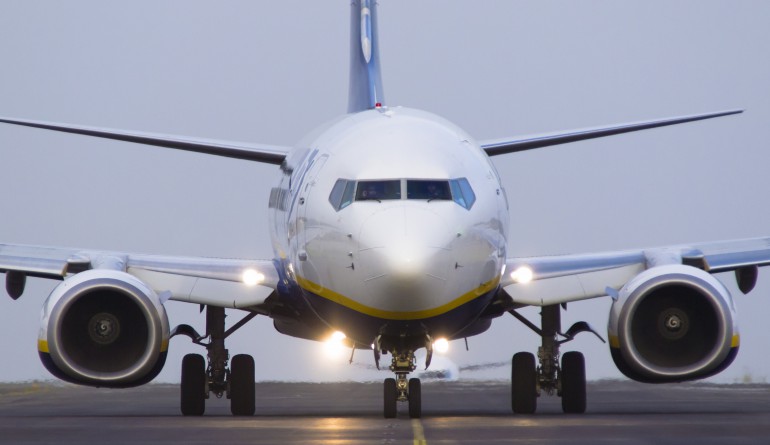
xmin=242 ymin=269 xmax=264 ymax=286
xmin=433 ymin=338 xmax=449 ymax=354
xmin=323 ymin=331 xmax=348 ymax=359
xmin=510 ymin=266 xmax=534 ymax=284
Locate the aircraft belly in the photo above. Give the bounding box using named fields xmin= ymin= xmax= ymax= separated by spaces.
xmin=298 ymin=284 xmax=497 ymax=344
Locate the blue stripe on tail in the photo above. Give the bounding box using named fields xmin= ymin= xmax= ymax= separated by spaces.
xmin=348 ymin=0 xmax=385 ymax=113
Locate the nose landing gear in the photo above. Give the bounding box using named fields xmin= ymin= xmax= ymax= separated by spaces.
xmin=382 ymin=349 xmax=422 ymax=418
xmin=174 ymin=306 xmax=258 ymax=416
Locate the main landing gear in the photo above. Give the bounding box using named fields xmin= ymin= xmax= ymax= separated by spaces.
xmin=508 ymin=304 xmax=604 ymax=414
xmin=172 ymin=306 xmax=258 ymax=416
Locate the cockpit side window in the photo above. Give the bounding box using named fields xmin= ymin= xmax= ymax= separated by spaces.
xmin=407 ymin=180 xmax=452 ymax=200
xmin=329 ymin=179 xmax=357 ymax=211
xmin=340 ymin=180 xmax=356 ymax=209
xmin=329 ymin=179 xmax=347 ymax=210
xmin=355 ymin=180 xmax=401 ymax=201
xmin=450 ymin=178 xmax=476 ymax=210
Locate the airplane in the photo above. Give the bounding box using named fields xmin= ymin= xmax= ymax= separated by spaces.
xmin=1 ymin=0 xmax=767 ymax=419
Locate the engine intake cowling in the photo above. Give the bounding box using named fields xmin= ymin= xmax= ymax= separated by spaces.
xmin=608 ymin=264 xmax=738 ymax=383
xmin=38 ymin=269 xmax=170 ymax=387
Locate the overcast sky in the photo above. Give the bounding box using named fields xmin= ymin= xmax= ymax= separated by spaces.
xmin=1 ymin=1 xmax=769 ymax=384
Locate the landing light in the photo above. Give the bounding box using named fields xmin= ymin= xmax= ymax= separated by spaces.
xmin=323 ymin=331 xmax=348 ymax=359
xmin=510 ymin=266 xmax=534 ymax=284
xmin=433 ymin=338 xmax=449 ymax=354
xmin=242 ymin=269 xmax=265 ymax=286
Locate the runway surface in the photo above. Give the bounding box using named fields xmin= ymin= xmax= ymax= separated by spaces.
xmin=1 ymin=380 xmax=769 ymax=444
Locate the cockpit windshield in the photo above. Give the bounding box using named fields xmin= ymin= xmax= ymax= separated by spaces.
xmin=406 ymin=180 xmax=452 ymax=200
xmin=329 ymin=177 xmax=476 ymax=211
xmin=355 ymin=180 xmax=402 ymax=201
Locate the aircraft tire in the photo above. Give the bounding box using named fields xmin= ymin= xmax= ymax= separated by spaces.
xmin=181 ymin=353 xmax=206 ymax=416
xmin=561 ymin=351 xmax=586 ymax=414
xmin=511 ymin=352 xmax=537 ymax=414
xmin=408 ymin=378 xmax=422 ymax=418
xmin=384 ymin=378 xmax=397 ymax=418
xmin=230 ymin=354 xmax=256 ymax=416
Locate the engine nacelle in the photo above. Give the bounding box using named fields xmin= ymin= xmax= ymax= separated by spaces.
xmin=38 ymin=269 xmax=170 ymax=387
xmin=608 ymin=264 xmax=739 ymax=383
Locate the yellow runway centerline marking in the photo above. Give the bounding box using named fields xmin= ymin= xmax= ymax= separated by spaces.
xmin=412 ymin=419 xmax=428 ymax=445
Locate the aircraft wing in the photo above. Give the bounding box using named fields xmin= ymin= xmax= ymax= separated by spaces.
xmin=501 ymin=237 xmax=770 ymax=306
xmin=0 ymin=116 xmax=291 ymax=165
xmin=480 ymin=109 xmax=742 ymax=157
xmin=0 ymin=243 xmax=279 ymax=309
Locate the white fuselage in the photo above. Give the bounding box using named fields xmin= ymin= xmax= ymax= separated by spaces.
xmin=269 ymin=107 xmax=509 ymax=345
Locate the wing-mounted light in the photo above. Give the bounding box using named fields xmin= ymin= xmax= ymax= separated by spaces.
xmin=510 ymin=266 xmax=534 ymax=284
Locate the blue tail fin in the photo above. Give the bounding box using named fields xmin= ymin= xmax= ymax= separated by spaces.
xmin=347 ymin=0 xmax=385 ymax=113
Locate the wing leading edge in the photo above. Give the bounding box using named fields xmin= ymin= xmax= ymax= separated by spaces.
xmin=480 ymin=109 xmax=743 ymax=157
xmin=0 ymin=116 xmax=291 ymax=165
xmin=501 ymin=237 xmax=770 ymax=307
xmin=0 ymin=243 xmax=279 ymax=309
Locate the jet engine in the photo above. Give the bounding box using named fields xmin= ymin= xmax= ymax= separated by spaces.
xmin=608 ymin=264 xmax=738 ymax=383
xmin=38 ymin=269 xmax=170 ymax=387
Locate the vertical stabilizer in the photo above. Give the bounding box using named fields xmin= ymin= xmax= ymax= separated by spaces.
xmin=348 ymin=0 xmax=385 ymax=113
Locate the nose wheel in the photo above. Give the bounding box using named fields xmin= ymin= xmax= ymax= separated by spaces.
xmin=383 ymin=378 xmax=397 ymax=418
xmin=382 ymin=350 xmax=422 ymax=418
xmin=408 ymin=377 xmax=422 ymax=418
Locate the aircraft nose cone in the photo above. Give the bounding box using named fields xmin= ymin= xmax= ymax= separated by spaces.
xmin=358 ymin=206 xmax=453 ymax=312
xmin=385 ymin=241 xmax=431 ymax=281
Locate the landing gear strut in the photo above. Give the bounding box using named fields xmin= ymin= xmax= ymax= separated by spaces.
xmin=175 ymin=306 xmax=258 ymax=416
xmin=382 ymin=349 xmax=422 ymax=419
xmin=509 ymin=305 xmax=603 ymax=414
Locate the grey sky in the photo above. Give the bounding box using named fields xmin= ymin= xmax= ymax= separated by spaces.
xmin=1 ymin=1 xmax=769 ymax=383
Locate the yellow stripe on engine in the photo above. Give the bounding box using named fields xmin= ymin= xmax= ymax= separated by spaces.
xmin=608 ymin=334 xmax=738 ymax=349
xmin=296 ymin=274 xmax=501 ymax=320
xmin=37 ymin=339 xmax=49 ymax=353
xmin=161 ymin=339 xmax=169 ymax=352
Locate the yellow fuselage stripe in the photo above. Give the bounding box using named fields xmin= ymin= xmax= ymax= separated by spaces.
xmin=296 ymin=274 xmax=500 ymax=320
